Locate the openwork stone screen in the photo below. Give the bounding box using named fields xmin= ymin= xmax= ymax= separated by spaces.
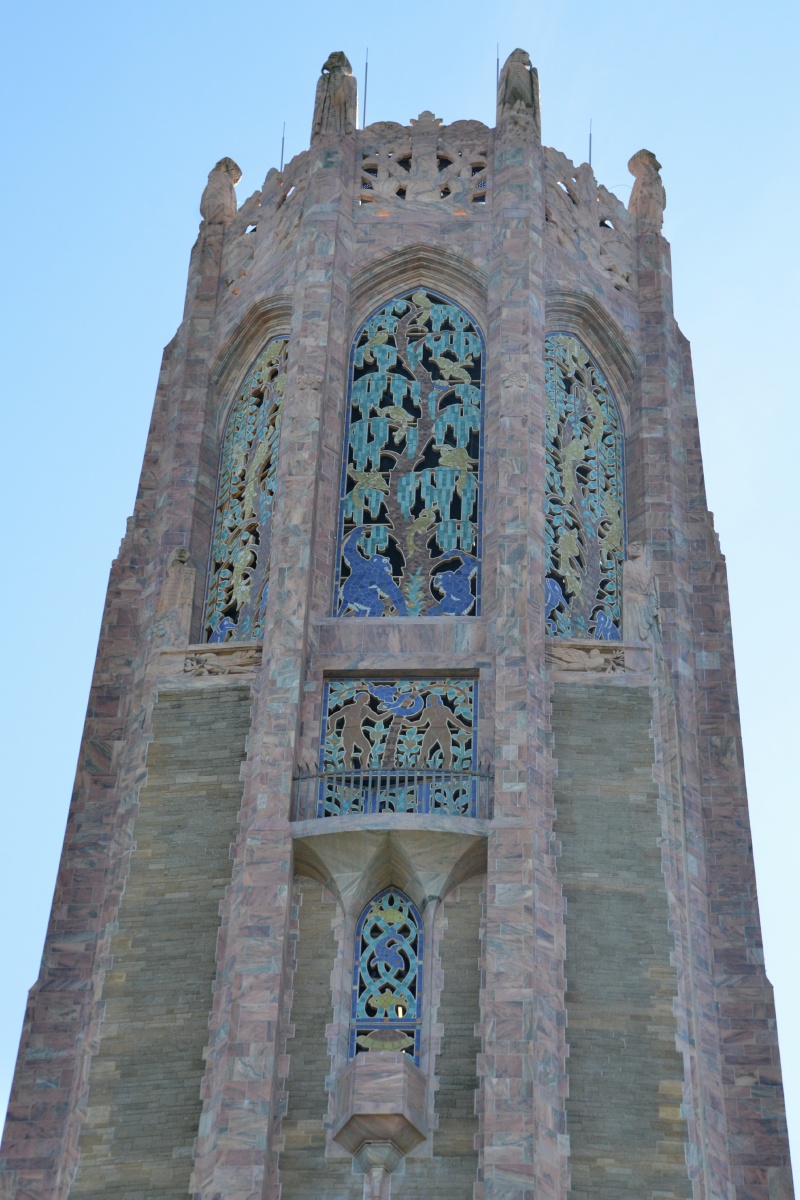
xmin=544 ymin=333 xmax=624 ymax=640
xmin=316 ymin=678 xmax=477 ymax=816
xmin=334 ymin=290 xmax=485 ymax=618
xmin=351 ymin=889 xmax=423 ymax=1062
xmin=204 ymin=337 xmax=288 ymax=642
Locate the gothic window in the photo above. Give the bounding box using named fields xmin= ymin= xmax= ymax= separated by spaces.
xmin=203 ymin=337 xmax=289 ymax=642
xmin=545 ymin=333 xmax=624 ymax=640
xmin=351 ymin=888 xmax=423 ymax=1063
xmin=334 ymin=290 xmax=485 ymax=618
xmin=318 ymin=677 xmax=477 ymax=816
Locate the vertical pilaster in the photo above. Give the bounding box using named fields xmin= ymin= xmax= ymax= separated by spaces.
xmin=481 ymin=100 xmax=566 ymax=1200
xmin=189 ymin=133 xmax=357 ymax=1200
xmin=630 ymin=219 xmax=732 ymax=1200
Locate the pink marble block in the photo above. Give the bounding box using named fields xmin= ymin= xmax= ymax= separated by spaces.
xmin=332 ymin=1051 xmax=428 ymax=1156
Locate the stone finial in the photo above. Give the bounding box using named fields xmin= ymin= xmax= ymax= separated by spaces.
xmin=200 ymin=156 xmax=242 ymax=225
xmin=497 ymin=48 xmax=540 ymax=130
xmin=627 ymin=149 xmax=666 ymax=231
xmin=312 ymin=50 xmax=357 ymax=139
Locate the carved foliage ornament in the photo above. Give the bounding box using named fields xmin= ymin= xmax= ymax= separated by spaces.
xmin=351 ymin=888 xmax=423 ymax=1062
xmin=335 ymin=291 xmax=485 ymax=618
xmin=545 ymin=334 xmax=625 ymax=640
xmin=204 ymin=337 xmax=288 ymax=642
xmin=359 ymin=119 xmax=489 ymax=208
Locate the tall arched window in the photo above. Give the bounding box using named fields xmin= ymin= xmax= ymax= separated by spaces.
xmin=545 ymin=333 xmax=625 ymax=640
xmin=335 ymin=289 xmax=485 ymax=618
xmin=350 ymin=888 xmax=423 ymax=1064
xmin=203 ymin=337 xmax=289 ymax=642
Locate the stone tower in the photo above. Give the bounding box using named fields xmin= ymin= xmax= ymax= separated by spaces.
xmin=0 ymin=47 xmax=793 ymax=1200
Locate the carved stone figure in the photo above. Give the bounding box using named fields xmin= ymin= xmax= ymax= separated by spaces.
xmin=546 ymin=644 xmax=624 ymax=673
xmin=183 ymin=648 xmax=259 ymax=676
xmin=152 ymin=547 xmax=196 ymax=647
xmin=497 ymin=49 xmax=540 ymax=129
xmin=627 ymin=149 xmax=666 ymax=231
xmin=623 ymin=543 xmax=660 ymax=643
xmin=311 ymin=51 xmax=357 ymax=139
xmin=200 ymin=157 xmax=242 ymax=225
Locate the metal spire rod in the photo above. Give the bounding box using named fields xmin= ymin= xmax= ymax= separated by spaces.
xmin=362 ymin=49 xmax=369 ymax=129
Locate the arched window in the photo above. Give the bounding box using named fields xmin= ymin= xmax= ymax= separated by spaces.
xmin=545 ymin=333 xmax=624 ymax=640
xmin=335 ymin=289 xmax=485 ymax=618
xmin=350 ymin=888 xmax=423 ymax=1064
xmin=203 ymin=337 xmax=289 ymax=642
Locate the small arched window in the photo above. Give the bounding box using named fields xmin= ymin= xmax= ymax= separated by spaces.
xmin=545 ymin=333 xmax=625 ymax=640
xmin=350 ymin=888 xmax=423 ymax=1064
xmin=203 ymin=337 xmax=289 ymax=642
xmin=335 ymin=289 xmax=485 ymax=618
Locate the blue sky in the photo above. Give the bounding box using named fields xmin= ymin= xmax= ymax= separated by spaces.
xmin=2 ymin=0 xmax=798 ymax=1169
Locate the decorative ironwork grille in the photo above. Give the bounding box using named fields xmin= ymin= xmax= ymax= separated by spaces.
xmin=351 ymin=889 xmax=423 ymax=1062
xmin=545 ymin=333 xmax=625 ymax=640
xmin=292 ymin=766 xmax=493 ymax=821
xmin=203 ymin=338 xmax=288 ymax=642
xmin=334 ymin=290 xmax=485 ymax=618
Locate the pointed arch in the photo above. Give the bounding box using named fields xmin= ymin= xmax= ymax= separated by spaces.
xmin=334 ymin=289 xmax=486 ymax=618
xmin=203 ymin=336 xmax=289 ymax=642
xmin=350 ymin=887 xmax=423 ymax=1064
xmin=545 ymin=333 xmax=625 ymax=640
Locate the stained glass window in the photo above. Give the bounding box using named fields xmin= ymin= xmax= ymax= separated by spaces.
xmin=334 ymin=290 xmax=485 ymax=618
xmin=203 ymin=337 xmax=288 ymax=642
xmin=545 ymin=334 xmax=624 ymax=640
xmin=351 ymin=888 xmax=423 ymax=1063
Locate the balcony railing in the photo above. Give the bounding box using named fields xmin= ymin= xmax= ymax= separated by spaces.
xmin=291 ymin=766 xmax=494 ymax=822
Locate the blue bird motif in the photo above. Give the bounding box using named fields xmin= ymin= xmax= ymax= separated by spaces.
xmin=369 ymin=684 xmax=424 ymax=717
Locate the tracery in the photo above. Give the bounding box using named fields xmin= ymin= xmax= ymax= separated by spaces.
xmin=545 ymin=333 xmax=624 ymax=639
xmin=335 ymin=289 xmax=485 ymax=618
xmin=203 ymin=337 xmax=288 ymax=642
xmin=351 ymin=888 xmax=423 ymax=1063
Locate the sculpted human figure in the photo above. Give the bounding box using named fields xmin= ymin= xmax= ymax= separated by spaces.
xmin=497 ymin=48 xmax=540 ymax=129
xmin=311 ymin=51 xmax=357 ymax=139
xmin=623 ymin=543 xmax=660 ymax=644
xmin=415 ymin=694 xmax=471 ymax=769
xmin=152 ymin=547 xmax=195 ymax=646
xmin=627 ymin=149 xmax=666 ymax=231
xmin=332 ymin=691 xmax=375 ymax=767
xmin=200 ymin=156 xmax=242 ymax=225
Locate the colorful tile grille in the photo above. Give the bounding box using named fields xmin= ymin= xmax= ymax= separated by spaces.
xmin=335 ymin=290 xmax=485 ymax=618
xmin=318 ymin=678 xmax=477 ymax=816
xmin=203 ymin=338 xmax=288 ymax=642
xmin=351 ymin=889 xmax=423 ymax=1063
xmin=545 ymin=333 xmax=625 ymax=640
